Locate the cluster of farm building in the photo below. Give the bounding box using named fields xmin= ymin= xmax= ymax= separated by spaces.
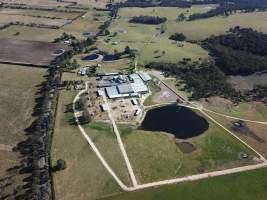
xmin=97 ymin=72 xmax=151 ymax=99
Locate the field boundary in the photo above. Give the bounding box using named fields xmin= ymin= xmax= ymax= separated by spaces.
xmin=73 ymin=81 xmax=267 ymax=192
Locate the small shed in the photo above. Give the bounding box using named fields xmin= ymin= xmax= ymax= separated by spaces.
xmin=97 ymin=90 xmax=104 ymax=97
xmin=134 ymin=108 xmax=142 ymax=116
xmin=100 ymin=104 xmax=109 ymax=112
xmin=131 ymin=98 xmax=138 ymax=105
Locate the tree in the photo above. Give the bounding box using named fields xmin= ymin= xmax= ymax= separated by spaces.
xmin=160 ymin=23 xmax=167 ymax=34
xmin=114 ymin=49 xmax=119 ymax=55
xmin=177 ymin=13 xmax=186 ymax=21
xmin=169 ymin=33 xmax=186 ymax=41
xmin=53 ymin=159 xmax=66 ymax=171
xmin=124 ymin=46 xmax=131 ymax=54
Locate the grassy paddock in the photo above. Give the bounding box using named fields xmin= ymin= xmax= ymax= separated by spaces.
xmin=101 ymin=167 xmax=267 ymax=200
xmin=97 ymin=6 xmax=211 ymax=65
xmin=165 ymin=11 xmax=267 ymax=40
xmin=51 ymin=91 xmax=123 ymax=200
xmin=0 ymin=64 xmax=46 ymax=197
xmin=83 ymin=122 xmax=131 ymax=185
xmin=118 ymin=108 xmax=257 ymax=184
xmin=0 ymin=25 xmax=63 ymax=42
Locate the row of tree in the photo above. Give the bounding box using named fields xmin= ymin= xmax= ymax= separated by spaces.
xmin=113 ymin=0 xmax=191 ymax=8
xmin=129 ymin=15 xmax=167 ymax=24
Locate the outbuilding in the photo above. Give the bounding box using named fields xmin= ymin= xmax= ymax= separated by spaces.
xmin=100 ymin=104 xmax=109 ymax=112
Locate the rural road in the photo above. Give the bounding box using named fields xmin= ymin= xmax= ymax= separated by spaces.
xmin=73 ymin=81 xmax=267 ymax=192
xmin=102 ymin=94 xmax=138 ymax=187
xmin=73 ymin=83 xmax=129 ymax=191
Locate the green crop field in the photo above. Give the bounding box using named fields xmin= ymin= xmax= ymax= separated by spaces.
xmin=101 ymin=167 xmax=267 ymax=200
xmin=118 ymin=108 xmax=257 ymax=184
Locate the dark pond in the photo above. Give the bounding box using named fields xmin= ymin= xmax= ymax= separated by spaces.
xmin=140 ymin=105 xmax=209 ymax=139
xmin=82 ymin=54 xmax=99 ymax=61
xmin=103 ymin=54 xmax=120 ymax=62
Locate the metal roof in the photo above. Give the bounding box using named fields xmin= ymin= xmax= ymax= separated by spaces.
xmin=99 ymin=80 xmax=118 ymax=87
xmin=131 ymin=80 xmax=148 ymax=93
xmin=129 ymin=73 xmax=140 ymax=81
xmin=105 ymin=86 xmax=121 ymax=99
xmin=117 ymin=84 xmax=134 ymax=94
xmin=138 ymin=72 xmax=152 ymax=82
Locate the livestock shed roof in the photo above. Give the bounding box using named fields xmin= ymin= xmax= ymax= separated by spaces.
xmin=131 ymin=80 xmax=149 ymax=93
xmin=129 ymin=73 xmax=141 ymax=81
xmin=99 ymin=80 xmax=118 ymax=87
xmin=138 ymin=72 xmax=152 ymax=82
xmin=117 ymin=84 xmax=134 ymax=94
xmin=105 ymin=86 xmax=120 ymax=99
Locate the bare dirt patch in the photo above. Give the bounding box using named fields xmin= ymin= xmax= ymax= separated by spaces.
xmin=200 ymin=96 xmax=234 ymax=112
xmin=207 ymin=112 xmax=267 ymax=159
xmin=176 ymin=141 xmax=196 ymax=153
xmin=0 ymin=38 xmax=71 ymax=66
xmin=153 ymin=83 xmax=178 ymax=104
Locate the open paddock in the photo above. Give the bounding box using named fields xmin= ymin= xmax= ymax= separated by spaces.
xmin=206 ymin=111 xmax=267 ymax=159
xmin=165 ymin=11 xmax=267 ymax=41
xmin=118 ymin=108 xmax=258 ymax=184
xmin=0 ymin=64 xmax=46 ymax=198
xmin=0 ymin=8 xmax=84 ymax=19
xmin=0 ymin=13 xmax=71 ymax=27
xmin=98 ymin=6 xmax=210 ymax=65
xmin=0 ymin=0 xmax=72 ymax=8
xmin=0 ymin=38 xmax=71 ymax=66
xmin=62 ymin=9 xmax=109 ymax=38
xmin=0 ymin=25 xmax=63 ymax=42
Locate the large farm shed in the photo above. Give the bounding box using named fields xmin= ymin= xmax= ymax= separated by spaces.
xmin=0 ymin=38 xmax=71 ymax=66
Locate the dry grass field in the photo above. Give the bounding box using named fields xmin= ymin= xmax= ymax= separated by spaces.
xmin=0 ymin=25 xmax=63 ymax=42
xmin=0 ymin=0 xmax=72 ymax=8
xmin=0 ymin=64 xmax=46 ymax=198
xmin=0 ymin=8 xmax=83 ymax=19
xmin=207 ymin=112 xmax=267 ymax=159
xmin=0 ymin=38 xmax=71 ymax=66
xmin=0 ymin=13 xmax=71 ymax=27
xmin=51 ymin=91 xmax=123 ymax=200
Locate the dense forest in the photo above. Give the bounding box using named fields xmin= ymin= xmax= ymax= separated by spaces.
xmin=204 ymin=27 xmax=267 ymax=75
xmin=129 ymin=15 xmax=167 ymax=24
xmin=145 ymin=62 xmax=242 ymax=102
xmin=210 ymin=27 xmax=267 ymax=56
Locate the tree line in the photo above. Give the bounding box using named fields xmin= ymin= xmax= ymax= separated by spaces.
xmin=112 ymin=0 xmax=191 ymax=8
xmin=129 ymin=15 xmax=167 ymax=25
xmin=188 ymin=0 xmax=267 ymax=21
